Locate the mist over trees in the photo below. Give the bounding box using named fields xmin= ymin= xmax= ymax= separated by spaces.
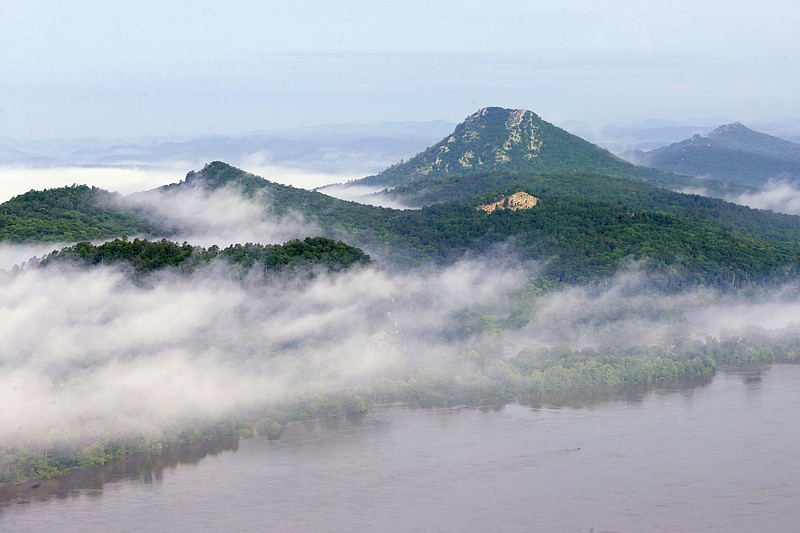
xmin=33 ymin=236 xmax=371 ymax=277
xmin=3 ymin=110 xmax=800 ymax=488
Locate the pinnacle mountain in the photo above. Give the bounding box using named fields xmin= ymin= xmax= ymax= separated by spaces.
xmin=340 ymin=107 xmax=712 ymax=193
xmin=351 ymin=107 xmax=622 ymax=186
xmin=627 ymin=123 xmax=800 ymax=186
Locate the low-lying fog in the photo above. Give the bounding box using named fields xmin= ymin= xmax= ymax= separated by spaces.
xmin=732 ymin=179 xmax=800 ymax=216
xmin=0 ymin=126 xmax=447 ymax=204
xmin=0 ymin=162 xmax=368 ymax=205
xmin=2 ymin=181 xmax=800 ymax=449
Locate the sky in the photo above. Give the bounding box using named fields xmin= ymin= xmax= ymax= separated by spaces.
xmin=1 ymin=0 xmax=799 ymax=139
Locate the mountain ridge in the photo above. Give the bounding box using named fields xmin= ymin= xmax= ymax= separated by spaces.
xmin=627 ymin=123 xmax=800 ymax=186
xmin=3 ymin=161 xmax=800 ymax=290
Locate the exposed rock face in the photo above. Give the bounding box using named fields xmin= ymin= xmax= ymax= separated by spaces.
xmin=477 ymin=192 xmax=539 ymax=214
xmin=499 ymin=108 xmax=543 ymax=161
xmin=440 ymin=107 xmax=544 ymax=171
xmin=354 ymin=107 xmax=565 ymax=187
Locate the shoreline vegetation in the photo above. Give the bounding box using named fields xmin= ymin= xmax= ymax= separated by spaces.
xmin=2 ymin=331 xmax=797 ymax=490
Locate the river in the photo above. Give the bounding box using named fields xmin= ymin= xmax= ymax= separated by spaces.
xmin=2 ymin=365 xmax=799 ymax=532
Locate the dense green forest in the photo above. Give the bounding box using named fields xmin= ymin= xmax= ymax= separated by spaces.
xmin=34 ymin=236 xmax=372 ymax=276
xmin=5 ymin=162 xmax=800 ymax=290
xmin=0 ymin=185 xmax=157 ymax=242
xmin=380 ymin=170 xmax=800 ymax=243
xmin=151 ymin=163 xmax=800 ymax=288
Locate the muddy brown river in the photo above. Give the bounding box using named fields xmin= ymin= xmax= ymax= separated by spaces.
xmin=2 ymin=365 xmax=799 ymax=532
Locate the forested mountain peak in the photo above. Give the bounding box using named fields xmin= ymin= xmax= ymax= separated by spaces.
xmin=629 ymin=122 xmax=800 ymax=186
xmin=342 ymin=107 xmax=712 ymax=193
xmin=450 ymin=107 xmax=544 ymax=163
xmin=180 ymin=160 xmax=265 ymax=191
xmin=348 ymin=107 xmax=625 ymax=187
xmin=381 ymin=106 xmax=550 ymax=181
xmin=157 ymin=160 xmax=331 ymax=203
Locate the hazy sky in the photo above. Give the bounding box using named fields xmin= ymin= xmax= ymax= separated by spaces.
xmin=2 ymin=0 xmax=799 ymax=138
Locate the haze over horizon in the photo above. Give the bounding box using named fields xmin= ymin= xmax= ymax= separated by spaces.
xmin=2 ymin=1 xmax=799 ymax=139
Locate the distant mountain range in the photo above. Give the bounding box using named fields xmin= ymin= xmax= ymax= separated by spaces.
xmin=566 ymin=118 xmax=800 ymax=153
xmin=0 ymin=121 xmax=454 ymax=175
xmin=625 ymin=123 xmax=800 ymax=187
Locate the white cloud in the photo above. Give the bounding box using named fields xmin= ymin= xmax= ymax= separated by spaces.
xmin=732 ymin=179 xmax=800 ymax=216
xmin=0 ymin=256 xmax=527 ymax=445
xmin=3 ymin=245 xmax=800 ymax=449
xmin=0 ymin=165 xmax=184 ymax=203
xmin=319 ymin=184 xmax=414 ymax=209
xmin=123 ymin=183 xmax=321 ymax=248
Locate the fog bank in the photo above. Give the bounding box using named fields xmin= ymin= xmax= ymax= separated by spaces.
xmin=732 ymin=179 xmax=800 ymax=216
xmin=0 ymin=257 xmax=525 ymax=445
xmin=4 ymin=182 xmax=800 ymax=449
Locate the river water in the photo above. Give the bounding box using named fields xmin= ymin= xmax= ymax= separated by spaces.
xmin=2 ymin=365 xmax=799 ymax=532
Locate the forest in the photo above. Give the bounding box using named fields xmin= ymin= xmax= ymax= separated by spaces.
xmin=4 ymin=162 xmax=800 ymax=290
xmin=32 ymin=236 xmax=372 ymax=276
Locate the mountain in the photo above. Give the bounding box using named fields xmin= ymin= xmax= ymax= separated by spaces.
xmin=117 ymin=160 xmax=800 ymax=287
xmin=337 ymin=107 xmax=724 ymax=194
xmin=5 ymin=161 xmax=799 ymax=289
xmin=563 ymin=120 xmax=712 ymax=153
xmin=626 ymin=123 xmax=800 ymax=186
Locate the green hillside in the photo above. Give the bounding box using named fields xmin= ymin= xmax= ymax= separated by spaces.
xmin=160 ymin=163 xmax=800 ymax=288
xmin=378 ymin=170 xmax=800 ymax=243
xmin=0 ymin=185 xmax=157 ymax=242
xmin=3 ymin=161 xmax=800 ymax=289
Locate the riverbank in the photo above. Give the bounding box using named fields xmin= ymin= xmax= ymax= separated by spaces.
xmin=4 ymin=365 xmax=800 ymax=533
xmin=2 ymin=330 xmax=798 ymax=490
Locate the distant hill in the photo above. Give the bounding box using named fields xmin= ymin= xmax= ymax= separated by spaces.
xmin=337 ymin=107 xmax=725 ymax=194
xmin=0 ymin=184 xmax=157 ymax=243
xmin=563 ymin=120 xmax=712 ymax=153
xmin=0 ymin=121 xmax=453 ymax=176
xmin=626 ymin=123 xmax=800 ymax=186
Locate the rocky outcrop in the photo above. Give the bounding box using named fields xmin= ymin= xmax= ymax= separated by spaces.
xmin=477 ymin=192 xmax=539 ymax=214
